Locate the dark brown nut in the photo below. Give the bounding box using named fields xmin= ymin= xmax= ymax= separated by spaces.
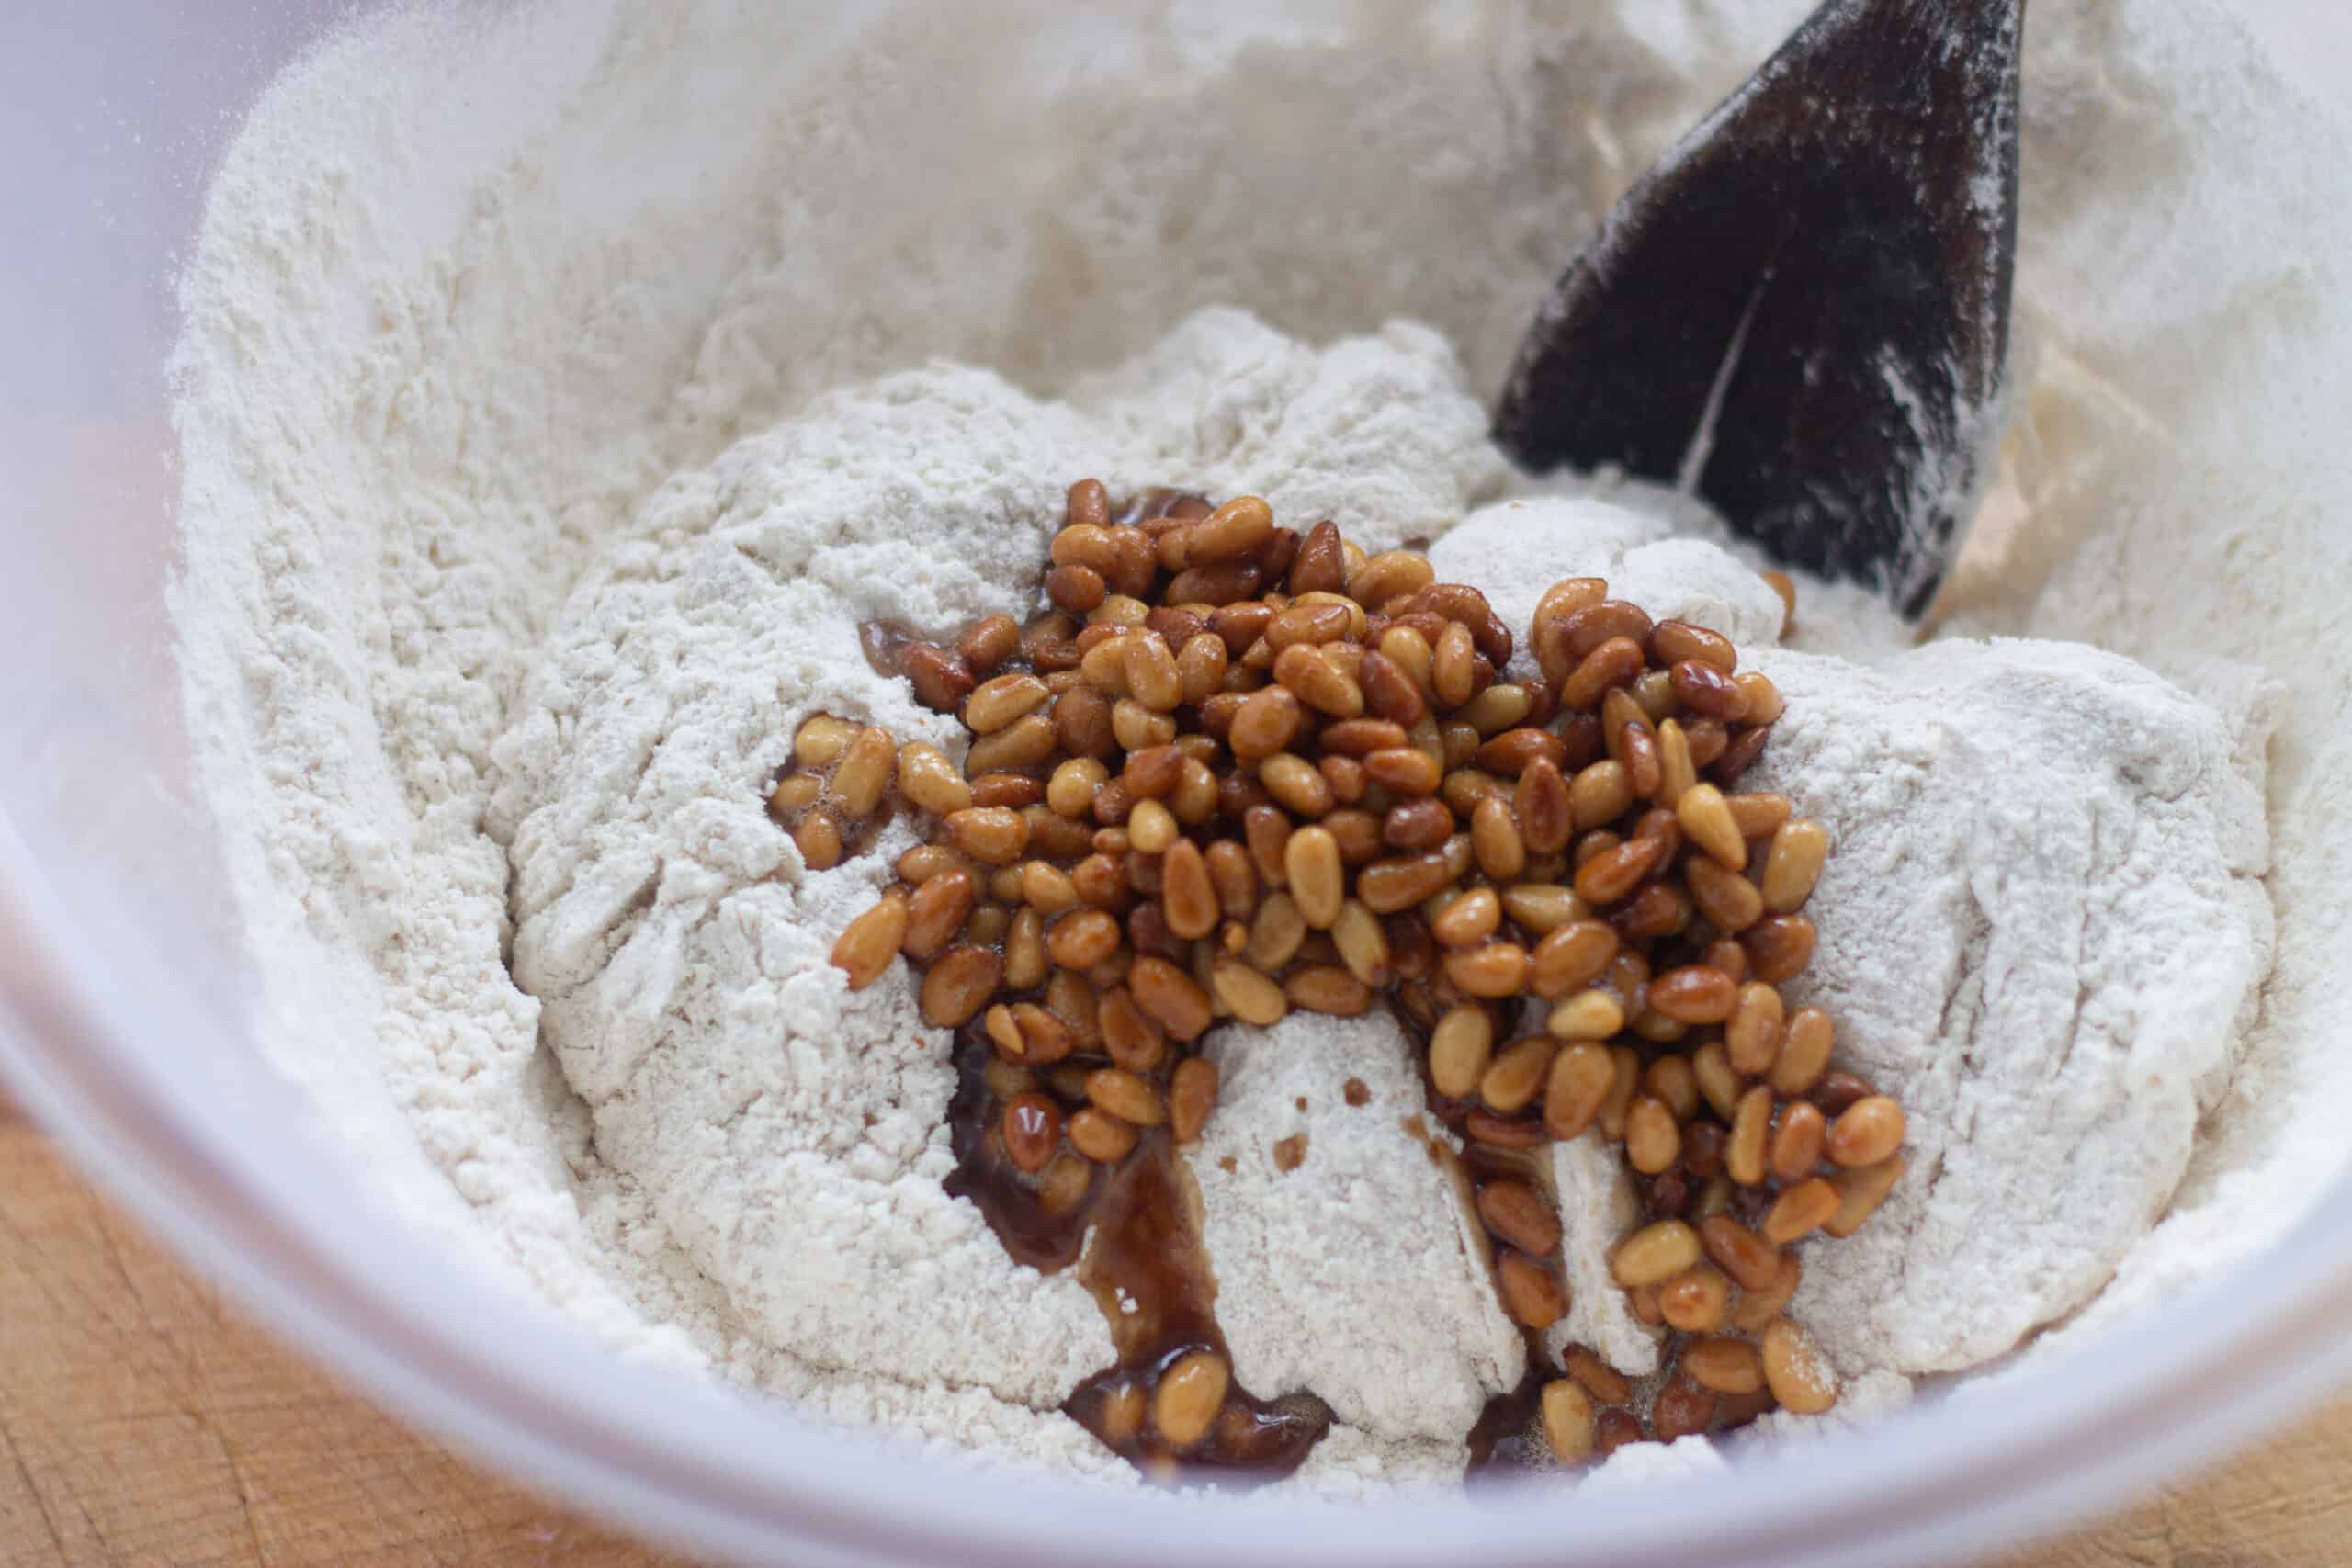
xmin=919 ymin=945 xmax=1001 ymax=1028
xmin=1242 ymin=804 xmax=1293 ymax=887
xmin=1318 ymin=718 xmax=1410 ymax=757
xmin=900 ymin=645 xmax=976 ymax=713
xmin=1651 ymin=1375 xmax=1718 ymax=1443
xmin=1743 ymin=913 xmax=1817 ymax=983
xmin=1512 ymin=760 xmax=1572 ymax=856
xmin=967 ymin=772 xmax=1040 ymax=810
xmin=1555 ymin=600 xmax=1657 ymax=664
xmin=1670 ymin=659 xmax=1752 ymax=721
xmin=1710 ymin=722 xmax=1774 ymax=784
xmin=1001 ymin=1091 xmax=1062 ymax=1174
xmin=1381 ymin=797 xmax=1454 ymax=852
xmin=1208 ymin=601 xmax=1275 ymax=656
xmin=1498 ymin=1251 xmax=1567 ymax=1330
xmin=1476 ymin=1179 xmax=1562 ymax=1256
xmin=1050 ymin=684 xmax=1116 ymax=759
xmin=1287 ymin=519 xmax=1347 ymax=593
xmin=1615 ymin=881 xmax=1689 ymax=941
xmin=1128 ymin=954 xmax=1214 ymax=1041
xmin=1571 ymin=834 xmax=1665 ymax=906
xmin=1098 ymin=987 xmax=1167 ymax=1074
xmin=1120 ymin=744 xmax=1184 ymax=799
xmin=956 ymin=613 xmax=1022 ymax=675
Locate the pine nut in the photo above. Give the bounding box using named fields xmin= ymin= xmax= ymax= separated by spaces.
xmin=830 ymin=893 xmax=908 ymax=988
xmin=1499 ymin=1251 xmax=1567 ymax=1330
xmin=1478 ymin=1179 xmax=1562 ymax=1256
xmin=1726 ymin=790 xmax=1792 ymax=839
xmin=945 ymin=806 xmax=1031 ymax=866
xmin=1683 ymin=1336 xmax=1765 ymax=1395
xmin=964 ymin=673 xmax=1051 ymax=735
xmin=1569 ymin=760 xmax=1635 ymax=830
xmin=1770 ymin=1100 xmax=1828 ymax=1181
xmin=793 ymin=715 xmax=858 ymax=769
xmin=1426 ymin=1006 xmax=1494 ymax=1100
xmin=1187 ymin=495 xmax=1274 ymax=562
xmin=1762 ymin=1177 xmax=1840 ymax=1244
xmin=1732 ymin=1250 xmax=1804 ymax=1333
xmin=1244 ymin=891 xmax=1307 ymax=971
xmin=1611 ymin=1219 xmax=1701 ymax=1287
xmin=1209 ymin=958 xmax=1289 ymax=1026
xmin=1443 ymin=942 xmax=1529 ymax=998
xmin=1727 ymin=1085 xmax=1775 ymax=1186
xmin=1540 ymin=1379 xmax=1597 ymax=1463
xmin=967 ymin=712 xmax=1058 ymax=774
xmin=1600 ymin=1045 xmax=1640 ymax=1140
xmin=1826 ymin=1096 xmax=1906 ymax=1167
xmin=1561 ymin=635 xmax=1645 ymax=709
xmin=1691 ymin=1042 xmax=1742 ymax=1122
xmin=1158 ymin=839 xmax=1218 ymax=940
xmin=1480 ymin=1035 xmax=1556 ymax=1114
xmin=904 ymin=869 xmax=978 ymax=960
xmin=1659 ymin=1263 xmax=1731 ymax=1333
xmin=1529 ymin=919 xmax=1620 ymax=999
xmin=1004 ymin=907 xmax=1048 ymax=990
xmin=1699 ymin=1215 xmax=1783 ymax=1292
xmin=1469 ymin=796 xmax=1527 ymax=880
xmin=1685 ymin=858 xmax=1765 ymax=933
xmin=1331 ymin=899 xmax=1392 ymax=986
xmin=1111 ymin=698 xmax=1176 ymax=751
xmin=1046 ymin=908 xmax=1123 ymax=969
xmin=1647 ymin=964 xmax=1737 ymax=1024
xmin=1624 ymin=1095 xmax=1681 ymax=1174
xmin=1126 ymin=954 xmax=1211 ymax=1040
xmin=1086 ymin=1067 xmax=1166 ymax=1127
xmin=1433 ymin=620 xmax=1479 ymax=708
xmin=795 ymin=809 xmax=845 ymax=870
xmin=1001 ymin=1092 xmax=1061 ymax=1174
xmin=1153 ymin=1351 xmax=1230 ymax=1449
xmin=1735 ymin=671 xmax=1786 ymax=724
xmin=1284 ymin=964 xmax=1373 ymax=1016
xmin=1069 ymin=1107 xmax=1138 ymax=1164
xmin=1761 ymin=818 xmax=1831 ymax=913
xmin=1770 ymin=1007 xmax=1836 ymax=1094
xmin=1280 ymin=825 xmax=1343 ymax=929
xmin=1760 ymin=1318 xmax=1838 ymax=1415
xmin=920 ymin=945 xmax=1001 ymax=1027
xmin=957 ymin=613 xmax=1022 ymax=675
xmin=768 ymin=772 xmax=822 ymax=817
xmin=1572 ymin=835 xmax=1664 ymax=906
xmin=1826 ymin=1155 xmax=1905 ymax=1237
xmin=1170 ymin=1057 xmax=1219 ymax=1144
xmin=1229 ymin=685 xmax=1304 ymax=761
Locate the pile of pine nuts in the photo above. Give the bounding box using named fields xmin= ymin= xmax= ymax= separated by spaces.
xmin=807 ymin=480 xmax=1902 ymax=1461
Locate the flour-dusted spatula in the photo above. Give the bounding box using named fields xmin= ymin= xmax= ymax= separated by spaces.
xmin=1494 ymin=0 xmax=2024 ymax=618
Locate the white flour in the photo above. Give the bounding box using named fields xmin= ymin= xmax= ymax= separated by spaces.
xmin=169 ymin=0 xmax=2350 ymax=1491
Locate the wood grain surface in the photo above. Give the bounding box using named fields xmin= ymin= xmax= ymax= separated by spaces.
xmin=3 ymin=1104 xmax=2346 ymax=1567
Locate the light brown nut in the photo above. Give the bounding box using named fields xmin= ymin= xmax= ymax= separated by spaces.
xmin=1568 ymin=759 xmax=1635 ymax=832
xmin=1068 ymin=1107 xmax=1138 ymax=1165
xmin=1282 ymin=825 xmax=1346 ymax=930
xmin=1727 ymin=1085 xmax=1775 ymax=1186
xmin=1258 ymin=752 xmax=1333 ymax=818
xmin=919 ymin=945 xmax=1001 ymax=1028
xmin=1096 ymin=987 xmax=1165 ymax=1074
xmin=1683 ymin=1336 xmax=1765 ymax=1395
xmin=1152 ymin=1351 xmax=1231 ymax=1450
xmin=768 ymin=772 xmax=823 ymax=818
xmin=1611 ymin=1219 xmax=1701 ymax=1287
xmin=970 ymin=773 xmax=1043 ymax=812
xmin=1348 ymin=549 xmax=1435 ymax=608
xmin=1826 ymin=1155 xmax=1906 ymax=1238
xmin=1770 ymin=1006 xmax=1836 ymax=1095
xmin=1085 ymin=1067 xmax=1167 ymax=1128
xmin=826 ymin=728 xmax=898 ymax=819
xmin=1499 ymin=1251 xmax=1567 ymax=1331
xmin=1744 ymin=914 xmax=1817 ymax=984
xmin=1529 ymin=919 xmax=1620 ymax=1000
xmin=1355 ymin=850 xmax=1454 ymax=913
xmin=1044 ymin=968 xmax=1102 ymax=1047
xmin=1046 ymin=908 xmax=1123 ymax=970
xmin=1726 ymin=790 xmax=1793 ymax=839
xmin=1732 ymin=1251 xmax=1804 ymax=1334
xmin=1000 ymin=1092 xmax=1062 ymax=1174
xmin=1690 ymin=1043 xmax=1742 ymax=1124
xmin=1045 ymin=758 xmax=1105 ymax=819
xmin=830 ymin=894 xmax=908 ymax=989
xmin=792 ymin=715 xmax=858 ymax=769
xmin=1539 ymin=1379 xmax=1596 ymax=1464
xmin=1128 ymin=955 xmax=1212 ymax=1041
xmin=1542 ymin=1041 xmax=1615 ymax=1139
xmin=956 ymin=613 xmax=1022 ymax=676
xmin=1266 ymin=601 xmax=1353 ymax=649
xmin=904 ymin=869 xmax=979 ymax=961
xmin=1761 ymin=818 xmax=1831 ymax=913
xmin=1647 ymin=964 xmax=1737 ymax=1025
xmin=1826 ymin=1096 xmax=1907 ymax=1167
xmin=1209 ymin=958 xmax=1289 ymax=1027
xmin=1464 ymin=796 xmax=1523 ymax=882
xmin=1500 ymin=882 xmax=1582 ymax=934
xmin=1114 ymin=634 xmax=1178 ymax=712
xmin=1659 ymin=1263 xmax=1732 ymax=1334
xmin=1771 ymin=1100 xmax=1829 ymax=1181
xmin=1724 ymin=983 xmax=1786 ymax=1076
xmin=1111 ymin=698 xmax=1177 ymax=752
xmin=1200 ymin=840 xmax=1256 ymax=920
xmin=1362 ymin=747 xmax=1442 ymax=796
xmin=1674 ymin=783 xmax=1747 ymax=871
xmin=1477 ymin=726 xmax=1566 ymax=778
xmin=1545 ymin=990 xmax=1624 ymax=1044
xmin=1245 ymin=890 xmax=1307 ymax=971
xmin=1054 ymin=685 xmax=1116 ymax=759
xmin=1651 ymin=618 xmax=1737 ymax=672
xmin=1243 ymin=804 xmax=1293 ymax=887
xmin=1457 ymin=682 xmax=1532 ymax=737
xmin=1187 ymin=495 xmax=1274 ymax=562
xmin=1284 ymin=964 xmax=1374 ymax=1016
xmin=963 ymin=673 xmax=1051 ymax=737
xmin=1564 ymin=1346 xmax=1634 ymax=1406
xmin=1229 ymin=685 xmax=1305 ymax=762
xmin=1699 ymin=1215 xmax=1783 ymax=1292
xmin=944 ymin=806 xmax=1031 ymax=866
xmin=1169 ymin=1057 xmax=1220 ymax=1145
xmin=1329 ymin=898 xmax=1393 ymax=987
xmin=1735 ymin=671 xmax=1786 ymax=724
xmin=1761 ymin=1177 xmax=1841 ymax=1244
xmin=1686 ymin=859 xmax=1765 ymax=933
xmin=1477 ymin=1179 xmax=1562 ymax=1256
xmin=967 ymin=712 xmax=1058 ymax=775
xmin=1152 ymin=840 xmax=1216 ymax=941
xmin=1443 ymin=942 xmax=1529 ymax=998
xmin=1760 ymin=1319 xmax=1838 ymax=1415
xmin=1430 ymin=620 xmax=1478 ymax=709
xmin=1479 ymin=1035 xmax=1556 ymax=1114
xmin=1624 ymin=1095 xmax=1681 ymax=1175
xmin=1429 ymin=1006 xmax=1495 ymax=1100
xmin=1004 ymin=908 xmax=1049 ymax=991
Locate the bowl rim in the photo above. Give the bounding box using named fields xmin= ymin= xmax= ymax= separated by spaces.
xmin=5 ymin=808 xmax=2351 ymax=1568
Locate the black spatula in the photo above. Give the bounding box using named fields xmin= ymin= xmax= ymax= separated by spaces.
xmin=1493 ymin=0 xmax=2024 ymax=618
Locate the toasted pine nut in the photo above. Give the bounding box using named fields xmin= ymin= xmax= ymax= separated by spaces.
xmin=1209 ymin=958 xmax=1289 ymax=1026
xmin=1683 ymin=1336 xmax=1765 ymax=1395
xmin=1153 ymin=1351 xmax=1230 ymax=1449
xmin=1478 ymin=1179 xmax=1562 ymax=1256
xmin=1760 ymin=1318 xmax=1838 ymax=1415
xmin=830 ymin=894 xmax=908 ymax=988
xmin=1331 ymin=898 xmax=1393 ymax=986
xmin=1771 ymin=1100 xmax=1829 ymax=1181
xmin=1770 ymin=1007 xmax=1836 ymax=1094
xmin=1284 ymin=964 xmax=1374 ymax=1016
xmin=1727 ymin=1085 xmax=1774 ymax=1186
xmin=1761 ymin=1177 xmax=1841 ymax=1244
xmin=1480 ymin=1036 xmax=1556 ymax=1114
xmin=1169 ymin=1057 xmax=1219 ymax=1144
xmin=1659 ymin=1263 xmax=1731 ymax=1334
xmin=1826 ymin=1155 xmax=1906 ymax=1238
xmin=1827 ymin=1096 xmax=1906 ymax=1167
xmin=1429 ymin=1006 xmax=1495 ymax=1100
xmin=793 ymin=715 xmax=858 ymax=768
xmin=919 ymin=945 xmax=1001 ymax=1027
xmin=1069 ymin=1107 xmax=1138 ymax=1164
xmin=1761 ymin=819 xmax=1831 ymax=912
xmin=1611 ymin=1220 xmax=1701 ymax=1287
xmin=1699 ymin=1215 xmax=1782 ymax=1292
xmin=1085 ymin=1066 xmax=1166 ymax=1127
xmin=795 ymin=809 xmax=844 ymax=870
xmin=1624 ymin=1095 xmax=1681 ymax=1174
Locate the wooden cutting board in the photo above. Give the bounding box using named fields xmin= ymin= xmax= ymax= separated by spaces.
xmin=3 ymin=1102 xmax=2346 ymax=1566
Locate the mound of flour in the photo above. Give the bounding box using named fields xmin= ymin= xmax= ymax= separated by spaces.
xmin=169 ymin=0 xmax=2335 ymax=1491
